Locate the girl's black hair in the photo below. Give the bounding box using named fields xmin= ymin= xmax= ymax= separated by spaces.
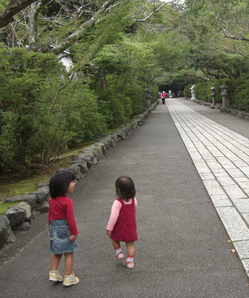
xmin=115 ymin=176 xmax=136 ymax=202
xmin=49 ymin=169 xmax=75 ymax=199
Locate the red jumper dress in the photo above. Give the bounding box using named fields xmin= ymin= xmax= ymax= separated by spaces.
xmin=110 ymin=198 xmax=138 ymax=242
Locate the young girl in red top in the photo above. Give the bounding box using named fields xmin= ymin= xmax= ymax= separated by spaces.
xmin=106 ymin=176 xmax=138 ymax=269
xmin=48 ymin=169 xmax=79 ymax=286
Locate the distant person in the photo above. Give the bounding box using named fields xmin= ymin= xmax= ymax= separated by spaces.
xmin=48 ymin=170 xmax=79 ymax=287
xmin=161 ymin=91 xmax=166 ymax=104
xmin=169 ymin=90 xmax=172 ymax=98
xmin=106 ymin=176 xmax=138 ymax=269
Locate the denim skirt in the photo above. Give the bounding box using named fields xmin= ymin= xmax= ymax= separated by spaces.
xmin=49 ymin=219 xmax=78 ymax=254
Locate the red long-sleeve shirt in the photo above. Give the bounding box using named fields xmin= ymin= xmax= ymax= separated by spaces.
xmin=48 ymin=195 xmax=78 ymax=235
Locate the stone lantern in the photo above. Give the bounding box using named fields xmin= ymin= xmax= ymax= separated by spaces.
xmin=219 ymin=81 xmax=228 ymax=109
xmin=210 ymin=83 xmax=216 ymax=108
xmin=190 ymin=84 xmax=196 ymax=101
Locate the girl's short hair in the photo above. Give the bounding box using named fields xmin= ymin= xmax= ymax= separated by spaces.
xmin=115 ymin=176 xmax=136 ymax=202
xmin=49 ymin=170 xmax=75 ymax=199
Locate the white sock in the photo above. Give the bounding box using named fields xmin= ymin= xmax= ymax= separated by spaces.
xmin=115 ymin=247 xmax=122 ymax=255
xmin=126 ymin=256 xmax=134 ymax=262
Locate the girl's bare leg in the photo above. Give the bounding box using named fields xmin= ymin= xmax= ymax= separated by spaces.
xmin=126 ymin=241 xmax=135 ymax=257
xmin=51 ymin=254 xmax=63 ymax=271
xmin=64 ymin=253 xmax=73 ymax=276
xmin=111 ymin=239 xmax=121 ymax=249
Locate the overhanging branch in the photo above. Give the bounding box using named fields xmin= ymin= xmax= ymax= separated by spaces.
xmin=0 ymin=0 xmax=51 ymax=28
xmin=51 ymin=0 xmax=118 ymax=55
xmin=224 ymin=34 xmax=249 ymax=42
xmin=135 ymin=2 xmax=168 ymax=23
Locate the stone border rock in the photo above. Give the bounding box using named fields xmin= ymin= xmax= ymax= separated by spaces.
xmin=186 ymin=97 xmax=249 ymax=120
xmin=0 ymin=101 xmax=158 ymax=250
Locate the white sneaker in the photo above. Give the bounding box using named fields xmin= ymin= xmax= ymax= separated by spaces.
xmin=63 ymin=272 xmax=79 ymax=287
xmin=49 ymin=270 xmax=63 ymax=282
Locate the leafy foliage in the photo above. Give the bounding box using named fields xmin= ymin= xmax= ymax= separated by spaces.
xmin=229 ymin=76 xmax=249 ymax=111
xmin=194 ymin=82 xmax=213 ymax=102
xmin=0 ymin=45 xmax=108 ymax=171
xmin=183 ymin=84 xmax=191 ymax=98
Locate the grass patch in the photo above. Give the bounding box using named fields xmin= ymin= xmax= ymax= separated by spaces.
xmin=0 ymin=155 xmax=79 ymax=202
xmin=0 ymin=201 xmax=19 ymax=216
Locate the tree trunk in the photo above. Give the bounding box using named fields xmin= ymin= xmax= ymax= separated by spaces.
xmin=29 ymin=1 xmax=39 ymax=50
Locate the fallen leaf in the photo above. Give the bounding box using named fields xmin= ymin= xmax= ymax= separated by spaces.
xmin=228 ymin=239 xmax=232 ymax=243
xmin=231 ymin=249 xmax=236 ymax=253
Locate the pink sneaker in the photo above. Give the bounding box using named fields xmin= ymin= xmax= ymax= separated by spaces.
xmin=114 ymin=252 xmax=125 ymax=260
xmin=123 ymin=260 xmax=134 ymax=269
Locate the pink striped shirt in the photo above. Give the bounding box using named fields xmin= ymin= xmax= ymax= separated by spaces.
xmin=106 ymin=198 xmax=138 ymax=231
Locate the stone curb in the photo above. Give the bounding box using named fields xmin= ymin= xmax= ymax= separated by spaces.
xmin=0 ymin=101 xmax=158 ymax=250
xmin=187 ymin=97 xmax=249 ymax=120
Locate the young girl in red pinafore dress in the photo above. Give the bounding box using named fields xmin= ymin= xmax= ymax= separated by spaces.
xmin=106 ymin=176 xmax=138 ymax=269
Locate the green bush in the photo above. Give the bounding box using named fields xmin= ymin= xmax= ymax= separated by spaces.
xmin=194 ymin=82 xmax=213 ymax=102
xmin=150 ymin=85 xmax=159 ymax=104
xmin=94 ymin=75 xmax=149 ymax=128
xmin=0 ymin=44 xmax=157 ymax=173
xmin=0 ymin=46 xmax=65 ymax=170
xmin=0 ymin=46 xmax=108 ymax=170
xmin=183 ymin=84 xmax=191 ymax=98
xmin=229 ymin=76 xmax=249 ymax=111
xmin=96 ymin=89 xmax=129 ymax=128
xmin=123 ymin=80 xmax=146 ymax=115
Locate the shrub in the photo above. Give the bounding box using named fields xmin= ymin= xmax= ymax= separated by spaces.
xmin=95 ymin=75 xmax=148 ymax=128
xmin=194 ymin=82 xmax=213 ymax=102
xmin=183 ymin=84 xmax=191 ymax=98
xmin=0 ymin=46 xmax=65 ymax=170
xmin=97 ymin=89 xmax=128 ymax=128
xmin=123 ymin=80 xmax=146 ymax=115
xmin=0 ymin=46 xmax=108 ymax=170
xmin=229 ymin=76 xmax=249 ymax=111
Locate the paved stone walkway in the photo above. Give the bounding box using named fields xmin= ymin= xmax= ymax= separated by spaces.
xmin=167 ymin=98 xmax=249 ymax=277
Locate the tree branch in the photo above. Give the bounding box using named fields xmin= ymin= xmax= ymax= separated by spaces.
xmin=0 ymin=0 xmax=52 ymax=28
xmin=51 ymin=0 xmax=118 ymax=55
xmin=0 ymin=0 xmax=36 ymax=28
xmin=224 ymin=34 xmax=249 ymax=42
xmin=135 ymin=2 xmax=168 ymax=23
xmin=49 ymin=71 xmax=75 ymax=113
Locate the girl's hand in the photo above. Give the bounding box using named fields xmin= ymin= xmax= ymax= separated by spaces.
xmin=106 ymin=230 xmax=111 ymax=236
xmin=69 ymin=234 xmax=77 ymax=242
